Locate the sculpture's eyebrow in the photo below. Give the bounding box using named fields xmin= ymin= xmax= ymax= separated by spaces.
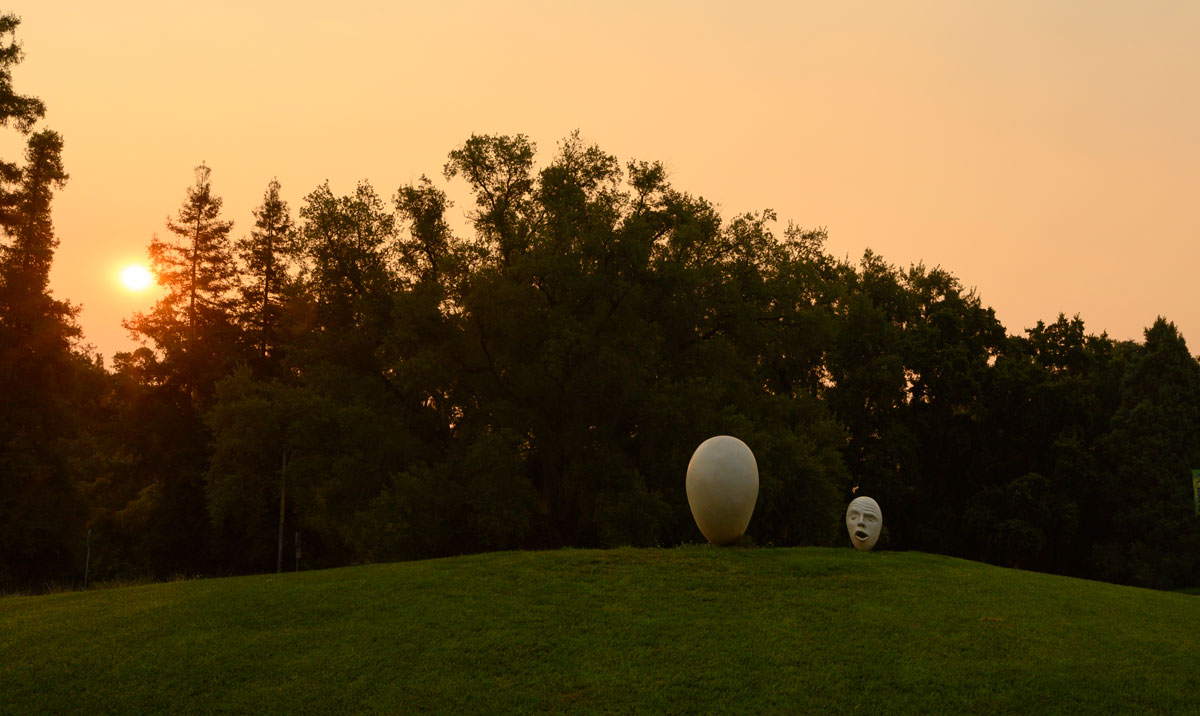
xmin=854 ymin=498 xmax=883 ymax=515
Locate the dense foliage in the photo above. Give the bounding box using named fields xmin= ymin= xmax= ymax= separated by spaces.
xmin=2 ymin=16 xmax=1198 ymax=591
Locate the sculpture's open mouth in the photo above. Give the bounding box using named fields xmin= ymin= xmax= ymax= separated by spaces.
xmin=854 ymin=529 xmax=869 ymax=541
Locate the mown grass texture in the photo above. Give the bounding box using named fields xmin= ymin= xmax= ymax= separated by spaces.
xmin=3 ymin=547 xmax=1198 ymax=715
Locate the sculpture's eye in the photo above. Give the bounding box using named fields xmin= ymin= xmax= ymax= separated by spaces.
xmin=865 ymin=514 xmax=877 ymax=522
xmin=849 ymin=511 xmax=859 ymax=519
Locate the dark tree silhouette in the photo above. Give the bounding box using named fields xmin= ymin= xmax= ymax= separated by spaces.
xmin=0 ymin=14 xmax=91 ymax=588
xmin=125 ymin=164 xmax=239 ymax=399
xmin=235 ymin=178 xmax=296 ymax=366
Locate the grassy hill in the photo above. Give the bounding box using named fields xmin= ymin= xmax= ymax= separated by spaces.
xmin=3 ymin=547 xmax=1197 ymax=715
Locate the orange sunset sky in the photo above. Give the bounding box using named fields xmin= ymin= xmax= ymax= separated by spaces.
xmin=9 ymin=1 xmax=1200 ymax=361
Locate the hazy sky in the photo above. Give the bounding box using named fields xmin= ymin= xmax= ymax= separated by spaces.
xmin=9 ymin=1 xmax=1200 ymax=360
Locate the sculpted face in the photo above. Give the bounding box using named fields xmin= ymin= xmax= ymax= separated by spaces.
xmin=846 ymin=496 xmax=882 ymax=551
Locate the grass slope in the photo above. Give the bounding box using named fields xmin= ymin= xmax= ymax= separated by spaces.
xmin=3 ymin=547 xmax=1198 ymax=715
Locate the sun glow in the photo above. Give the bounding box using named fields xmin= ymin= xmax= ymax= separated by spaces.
xmin=120 ymin=264 xmax=153 ymax=292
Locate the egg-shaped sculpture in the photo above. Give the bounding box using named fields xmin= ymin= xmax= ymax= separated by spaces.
xmin=686 ymin=436 xmax=759 ymax=545
xmin=845 ymin=496 xmax=882 ymax=551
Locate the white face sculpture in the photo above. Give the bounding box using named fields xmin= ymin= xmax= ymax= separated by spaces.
xmin=846 ymin=496 xmax=882 ymax=551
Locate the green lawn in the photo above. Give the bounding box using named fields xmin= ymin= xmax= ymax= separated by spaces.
xmin=3 ymin=547 xmax=1197 ymax=715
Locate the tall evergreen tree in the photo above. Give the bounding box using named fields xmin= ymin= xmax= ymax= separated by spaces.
xmin=0 ymin=14 xmax=89 ymax=587
xmin=106 ymin=165 xmax=240 ymax=580
xmin=0 ymin=13 xmax=45 ymax=229
xmin=125 ymin=164 xmax=238 ymax=397
xmin=235 ymin=178 xmax=295 ymax=365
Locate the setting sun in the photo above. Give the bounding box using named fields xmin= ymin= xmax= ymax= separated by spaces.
xmin=120 ymin=264 xmax=153 ymax=291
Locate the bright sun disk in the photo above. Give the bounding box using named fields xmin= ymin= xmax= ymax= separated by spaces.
xmin=120 ymin=264 xmax=153 ymax=291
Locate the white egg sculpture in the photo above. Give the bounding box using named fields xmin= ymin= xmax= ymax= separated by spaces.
xmin=686 ymin=436 xmax=759 ymax=545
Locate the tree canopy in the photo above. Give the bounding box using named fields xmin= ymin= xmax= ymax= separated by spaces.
xmin=1 ymin=14 xmax=1197 ymax=592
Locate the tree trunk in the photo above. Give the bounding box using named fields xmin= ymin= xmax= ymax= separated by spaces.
xmin=276 ymin=452 xmax=287 ymax=573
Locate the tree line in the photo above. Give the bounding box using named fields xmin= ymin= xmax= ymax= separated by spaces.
xmin=2 ymin=15 xmax=1198 ymax=591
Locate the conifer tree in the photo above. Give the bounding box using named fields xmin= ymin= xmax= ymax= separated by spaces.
xmin=235 ymin=178 xmax=295 ymax=363
xmin=126 ymin=164 xmax=238 ymax=396
xmin=0 ymin=14 xmax=89 ymax=586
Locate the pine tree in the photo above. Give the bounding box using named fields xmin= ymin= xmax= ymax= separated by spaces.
xmin=0 ymin=130 xmax=72 ymax=339
xmin=126 ymin=164 xmax=239 ymax=397
xmin=235 ymin=178 xmax=295 ymax=364
xmin=0 ymin=15 xmax=89 ymax=587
